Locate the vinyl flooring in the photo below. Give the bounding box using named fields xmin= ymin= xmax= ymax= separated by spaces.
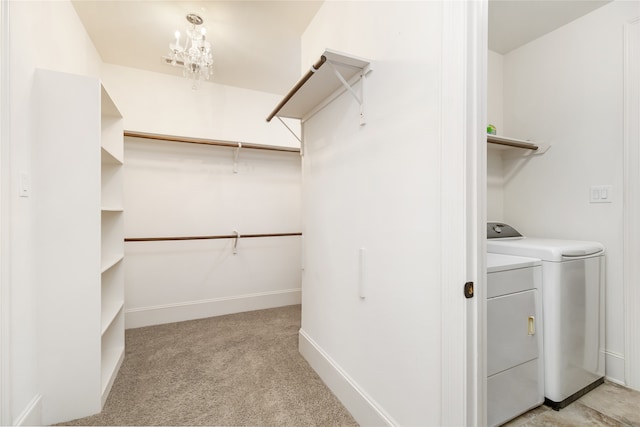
xmin=505 ymin=381 xmax=640 ymax=426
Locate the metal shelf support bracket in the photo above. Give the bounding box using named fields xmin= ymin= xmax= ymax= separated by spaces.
xmin=328 ymin=61 xmax=366 ymax=126
xmin=276 ymin=116 xmax=303 ymax=155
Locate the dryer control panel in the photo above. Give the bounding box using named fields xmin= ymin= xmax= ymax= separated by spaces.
xmin=487 ymin=222 xmax=523 ymax=239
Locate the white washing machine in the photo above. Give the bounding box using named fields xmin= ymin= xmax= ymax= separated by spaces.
xmin=486 ymin=222 xmax=605 ymax=410
xmin=487 ymin=253 xmax=544 ymax=426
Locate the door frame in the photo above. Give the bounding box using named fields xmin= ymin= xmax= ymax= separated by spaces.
xmin=623 ymin=16 xmax=640 ymax=391
xmin=0 ymin=0 xmax=10 ymax=423
xmin=439 ymin=1 xmax=486 ymax=425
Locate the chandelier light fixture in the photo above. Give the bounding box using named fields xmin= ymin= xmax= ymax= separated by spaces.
xmin=168 ymin=13 xmax=213 ymax=89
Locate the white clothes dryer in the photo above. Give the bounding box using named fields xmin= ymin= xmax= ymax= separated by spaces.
xmin=486 ymin=253 xmax=544 ymax=426
xmin=486 ymin=222 xmax=605 ymax=410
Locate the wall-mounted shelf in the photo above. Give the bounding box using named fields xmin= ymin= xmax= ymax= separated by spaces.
xmin=266 ymin=49 xmax=371 ymax=124
xmin=487 ymin=134 xmax=550 ymax=154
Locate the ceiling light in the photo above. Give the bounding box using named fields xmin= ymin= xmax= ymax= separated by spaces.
xmin=167 ymin=13 xmax=213 ymax=90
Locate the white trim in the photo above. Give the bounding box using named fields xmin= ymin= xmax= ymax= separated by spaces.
xmin=623 ymin=16 xmax=640 ymax=390
xmin=0 ymin=0 xmax=11 ymax=423
xmin=439 ymin=1 xmax=484 ymax=425
xmin=13 ymin=394 xmax=42 ymax=427
xmin=298 ymin=329 xmax=397 ymax=427
xmin=605 ymin=350 xmax=626 ymax=386
xmin=467 ymin=1 xmax=488 ymax=425
xmin=124 ymin=288 xmax=301 ymax=329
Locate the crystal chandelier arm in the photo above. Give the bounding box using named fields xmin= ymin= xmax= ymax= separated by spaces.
xmin=167 ymin=13 xmax=213 ymax=90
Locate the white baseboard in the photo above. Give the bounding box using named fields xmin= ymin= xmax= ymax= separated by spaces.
xmin=14 ymin=394 xmax=42 ymax=426
xmin=605 ymin=350 xmax=626 ymax=385
xmin=298 ymin=329 xmax=396 ymax=427
xmin=125 ymin=289 xmax=301 ymax=329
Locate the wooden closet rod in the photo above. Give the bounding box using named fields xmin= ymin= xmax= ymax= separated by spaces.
xmin=487 ymin=134 xmax=539 ymax=151
xmin=266 ymin=55 xmax=327 ymax=122
xmin=124 ymin=130 xmax=300 ymax=153
xmin=490 ymin=139 xmax=539 ymax=150
xmin=125 ymin=232 xmax=302 ymax=242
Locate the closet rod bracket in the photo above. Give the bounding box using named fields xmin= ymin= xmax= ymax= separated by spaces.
xmin=232 ymin=230 xmax=240 ymax=254
xmin=233 ymin=143 xmax=242 ymax=173
xmin=513 ymin=142 xmax=551 ymax=157
xmin=534 ymin=143 xmax=551 ymax=155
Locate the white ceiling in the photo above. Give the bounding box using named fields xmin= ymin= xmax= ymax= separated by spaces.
xmin=489 ymin=0 xmax=611 ymax=54
xmin=71 ymin=0 xmax=322 ymax=95
xmin=72 ymin=1 xmax=612 ymax=95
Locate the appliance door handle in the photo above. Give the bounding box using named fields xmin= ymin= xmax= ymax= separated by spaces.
xmin=528 ymin=316 xmax=536 ymax=336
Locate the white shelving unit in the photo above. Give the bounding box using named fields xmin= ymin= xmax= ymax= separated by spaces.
xmin=34 ymin=69 xmax=124 ymax=425
xmin=100 ymin=87 xmax=125 ymax=406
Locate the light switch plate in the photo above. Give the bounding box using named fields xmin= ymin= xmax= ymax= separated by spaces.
xmin=18 ymin=172 xmax=30 ymax=197
xmin=590 ymin=185 xmax=612 ymax=203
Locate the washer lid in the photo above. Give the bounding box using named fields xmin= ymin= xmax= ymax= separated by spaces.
xmin=487 ymin=237 xmax=604 ymax=261
xmin=487 ymin=253 xmax=541 ymax=273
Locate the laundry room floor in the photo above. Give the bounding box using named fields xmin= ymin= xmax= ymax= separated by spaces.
xmin=505 ymin=381 xmax=640 ymax=426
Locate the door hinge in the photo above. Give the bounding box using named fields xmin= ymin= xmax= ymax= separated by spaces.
xmin=464 ymin=282 xmax=474 ymax=299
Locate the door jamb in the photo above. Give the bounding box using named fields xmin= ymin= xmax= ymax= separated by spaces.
xmin=439 ymin=1 xmax=487 ymax=425
xmin=623 ymin=16 xmax=640 ymax=391
xmin=0 ymin=0 xmax=11 ymax=423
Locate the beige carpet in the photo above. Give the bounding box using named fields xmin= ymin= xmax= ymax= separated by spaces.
xmin=59 ymin=305 xmax=358 ymax=426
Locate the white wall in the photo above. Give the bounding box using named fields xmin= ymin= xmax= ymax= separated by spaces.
xmin=8 ymin=1 xmax=102 ymax=424
xmin=487 ymin=50 xmax=504 ymax=135
xmin=122 ymin=137 xmax=301 ymax=328
xmin=99 ymin=65 xmax=302 ymax=328
xmin=498 ymin=0 xmax=639 ymax=383
xmin=487 ymin=50 xmax=505 ymax=221
xmin=101 ymin=64 xmax=300 ymax=149
xmin=298 ymin=2 xmax=455 ymax=425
